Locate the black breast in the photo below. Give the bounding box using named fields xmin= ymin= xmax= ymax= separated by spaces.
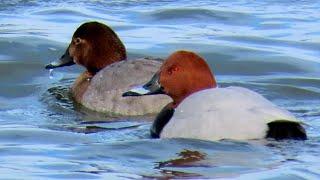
xmin=150 ymin=105 xmax=175 ymax=138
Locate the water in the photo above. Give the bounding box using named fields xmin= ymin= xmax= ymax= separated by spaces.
xmin=0 ymin=0 xmax=319 ymax=179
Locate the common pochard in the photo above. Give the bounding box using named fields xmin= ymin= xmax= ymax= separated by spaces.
xmin=45 ymin=21 xmax=170 ymax=115
xmin=123 ymin=50 xmax=307 ymax=141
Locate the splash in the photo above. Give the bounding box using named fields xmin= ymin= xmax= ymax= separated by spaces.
xmin=49 ymin=69 xmax=54 ymax=79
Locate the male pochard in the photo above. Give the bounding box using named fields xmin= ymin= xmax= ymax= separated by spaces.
xmin=45 ymin=21 xmax=170 ymax=115
xmin=123 ymin=50 xmax=307 ymax=141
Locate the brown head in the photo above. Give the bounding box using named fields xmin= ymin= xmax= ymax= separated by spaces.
xmin=45 ymin=21 xmax=126 ymax=74
xmin=123 ymin=50 xmax=217 ymax=107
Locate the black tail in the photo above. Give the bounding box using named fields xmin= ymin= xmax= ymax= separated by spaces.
xmin=266 ymin=120 xmax=307 ymax=140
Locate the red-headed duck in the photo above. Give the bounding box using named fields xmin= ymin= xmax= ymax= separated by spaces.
xmin=123 ymin=50 xmax=307 ymax=141
xmin=45 ymin=21 xmax=170 ymax=115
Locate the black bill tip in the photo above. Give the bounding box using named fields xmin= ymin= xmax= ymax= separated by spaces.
xmin=122 ymin=91 xmax=143 ymax=97
xmin=45 ymin=64 xmax=56 ymax=69
xmin=44 ymin=60 xmax=75 ymax=70
xmin=45 ymin=47 xmax=75 ymax=70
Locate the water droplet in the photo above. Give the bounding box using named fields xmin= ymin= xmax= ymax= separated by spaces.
xmin=48 ymin=47 xmax=57 ymax=51
xmin=49 ymin=69 xmax=54 ymax=79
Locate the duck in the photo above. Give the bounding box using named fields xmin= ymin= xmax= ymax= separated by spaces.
xmin=123 ymin=50 xmax=307 ymax=141
xmin=45 ymin=21 xmax=171 ymax=116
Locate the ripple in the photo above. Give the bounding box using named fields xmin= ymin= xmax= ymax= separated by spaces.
xmin=0 ymin=125 xmax=93 ymax=145
xmin=146 ymin=8 xmax=256 ymax=25
xmin=33 ymin=8 xmax=93 ymax=17
xmin=221 ymin=81 xmax=320 ymax=100
xmin=32 ymin=8 xmax=101 ymax=23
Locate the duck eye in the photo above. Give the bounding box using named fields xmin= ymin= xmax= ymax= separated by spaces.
xmin=167 ymin=66 xmax=179 ymax=75
xmin=74 ymin=38 xmax=82 ymax=45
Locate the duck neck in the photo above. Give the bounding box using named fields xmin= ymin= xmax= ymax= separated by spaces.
xmin=172 ymin=85 xmax=217 ymax=108
xmin=71 ymin=71 xmax=93 ymax=103
xmin=172 ymin=98 xmax=183 ymax=108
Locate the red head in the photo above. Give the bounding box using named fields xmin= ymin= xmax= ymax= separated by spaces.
xmin=158 ymin=50 xmax=216 ymax=105
xmin=123 ymin=50 xmax=217 ymax=107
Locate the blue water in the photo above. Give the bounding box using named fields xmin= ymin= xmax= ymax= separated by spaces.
xmin=0 ymin=0 xmax=319 ymax=179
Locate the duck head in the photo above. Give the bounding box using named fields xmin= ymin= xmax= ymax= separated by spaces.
xmin=45 ymin=21 xmax=126 ymax=74
xmin=123 ymin=50 xmax=217 ymax=107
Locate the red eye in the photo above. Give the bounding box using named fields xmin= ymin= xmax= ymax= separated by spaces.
xmin=168 ymin=66 xmax=179 ymax=75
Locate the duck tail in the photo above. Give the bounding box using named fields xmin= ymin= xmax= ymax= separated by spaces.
xmin=266 ymin=120 xmax=307 ymax=140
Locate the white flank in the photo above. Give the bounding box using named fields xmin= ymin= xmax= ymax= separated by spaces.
xmin=161 ymin=86 xmax=298 ymax=141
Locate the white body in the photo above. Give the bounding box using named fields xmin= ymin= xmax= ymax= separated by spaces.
xmin=161 ymin=87 xmax=299 ymax=141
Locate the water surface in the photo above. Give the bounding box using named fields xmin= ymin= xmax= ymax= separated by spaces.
xmin=0 ymin=0 xmax=319 ymax=179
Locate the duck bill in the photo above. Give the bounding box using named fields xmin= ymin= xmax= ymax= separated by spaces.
xmin=45 ymin=47 xmax=75 ymax=69
xmin=122 ymin=72 xmax=165 ymax=97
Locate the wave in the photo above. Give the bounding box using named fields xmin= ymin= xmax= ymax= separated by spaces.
xmin=32 ymin=8 xmax=98 ymax=19
xmin=145 ymin=8 xmax=256 ymax=25
xmin=220 ymin=81 xmax=320 ymax=100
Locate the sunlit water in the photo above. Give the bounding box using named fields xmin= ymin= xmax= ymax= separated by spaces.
xmin=0 ymin=0 xmax=319 ymax=179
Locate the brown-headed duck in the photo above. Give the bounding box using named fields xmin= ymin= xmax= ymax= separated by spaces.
xmin=46 ymin=21 xmax=171 ymax=116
